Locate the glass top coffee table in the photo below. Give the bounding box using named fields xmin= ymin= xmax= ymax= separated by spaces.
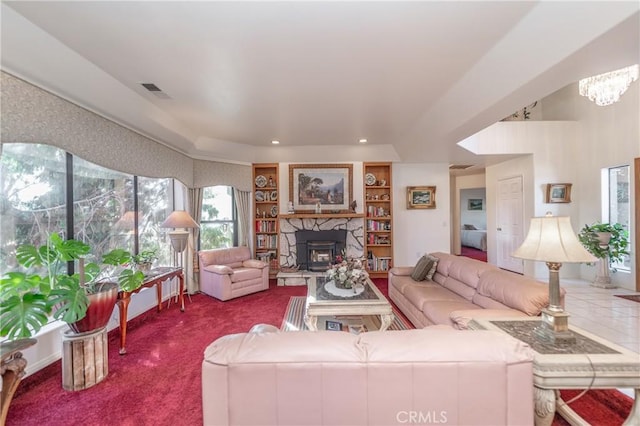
xmin=304 ymin=275 xmax=393 ymax=331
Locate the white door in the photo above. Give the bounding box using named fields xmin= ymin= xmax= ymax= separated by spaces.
xmin=497 ymin=176 xmax=524 ymax=273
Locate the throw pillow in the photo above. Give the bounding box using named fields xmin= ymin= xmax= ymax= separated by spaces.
xmin=410 ymin=255 xmax=434 ymax=281
xmin=425 ymin=255 xmax=439 ymax=281
xmin=463 ymin=224 xmax=477 ymax=230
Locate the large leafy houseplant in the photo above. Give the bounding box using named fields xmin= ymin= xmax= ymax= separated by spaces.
xmin=0 ymin=233 xmax=145 ymax=340
xmin=578 ymin=222 xmax=630 ymax=266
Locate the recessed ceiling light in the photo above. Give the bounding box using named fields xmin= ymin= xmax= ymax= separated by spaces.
xmin=359 ymin=138 xmax=368 ymax=143
xmin=271 ymin=140 xmax=280 ymax=145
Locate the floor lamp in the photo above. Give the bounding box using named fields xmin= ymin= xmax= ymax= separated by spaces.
xmin=512 ymin=213 xmax=596 ymax=344
xmin=161 ymin=210 xmax=199 ymax=301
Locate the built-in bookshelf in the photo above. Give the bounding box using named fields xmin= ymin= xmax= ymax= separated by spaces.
xmin=252 ymin=163 xmax=279 ymax=277
xmin=363 ymin=162 xmax=393 ymax=277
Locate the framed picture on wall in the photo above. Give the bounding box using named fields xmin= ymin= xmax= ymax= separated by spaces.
xmin=406 ymin=186 xmax=436 ymax=209
xmin=289 ymin=164 xmax=353 ymax=212
xmin=468 ymin=199 xmax=483 ymax=210
xmin=546 ymin=183 xmax=572 ymax=203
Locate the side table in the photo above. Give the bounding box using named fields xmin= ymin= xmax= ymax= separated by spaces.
xmin=1 ymin=338 xmax=36 ymax=425
xmin=469 ymin=317 xmax=640 ymax=426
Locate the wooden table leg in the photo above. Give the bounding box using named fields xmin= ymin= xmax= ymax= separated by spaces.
xmin=117 ymin=298 xmax=131 ymax=355
xmin=179 ymin=273 xmax=185 ymax=312
xmin=534 ymin=387 xmax=556 ymax=426
xmin=156 ymin=281 xmax=163 ymax=312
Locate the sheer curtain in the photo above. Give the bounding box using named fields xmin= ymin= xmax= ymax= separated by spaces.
xmin=234 ymin=188 xmax=251 ymax=251
xmin=188 ymin=187 xmax=203 ymax=293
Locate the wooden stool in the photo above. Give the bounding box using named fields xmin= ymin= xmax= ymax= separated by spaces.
xmin=61 ymin=328 xmax=108 ymax=391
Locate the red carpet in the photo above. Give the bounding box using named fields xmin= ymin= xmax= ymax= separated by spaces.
xmin=7 ymin=279 xmax=633 ymax=425
xmin=460 ymin=245 xmax=487 ymax=262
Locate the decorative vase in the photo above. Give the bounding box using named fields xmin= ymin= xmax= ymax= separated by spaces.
xmin=334 ymin=280 xmax=352 ymax=290
xmin=67 ymin=282 xmax=119 ymax=334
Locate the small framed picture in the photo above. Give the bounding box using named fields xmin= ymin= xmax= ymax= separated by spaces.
xmin=325 ymin=320 xmax=342 ymax=331
xmin=546 ymin=183 xmax=572 ymax=203
xmin=407 ymin=186 xmax=436 ymax=209
xmin=468 ymin=199 xmax=483 ymax=211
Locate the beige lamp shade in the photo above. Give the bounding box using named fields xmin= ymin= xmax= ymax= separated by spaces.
xmin=160 ymin=210 xmax=199 ymax=229
xmin=512 ymin=215 xmax=596 ymax=263
xmin=161 ymin=211 xmax=198 ymax=254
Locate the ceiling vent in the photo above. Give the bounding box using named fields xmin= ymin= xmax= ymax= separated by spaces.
xmin=449 ymin=164 xmax=474 ymax=170
xmin=140 ymin=83 xmax=171 ymax=99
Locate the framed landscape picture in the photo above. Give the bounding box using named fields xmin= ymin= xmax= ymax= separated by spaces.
xmin=546 ymin=183 xmax=572 ymax=203
xmin=406 ymin=186 xmax=436 ymax=209
xmin=289 ymin=164 xmax=352 ymax=212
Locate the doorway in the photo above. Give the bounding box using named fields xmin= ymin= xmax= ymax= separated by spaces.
xmin=496 ymin=176 xmax=524 ymax=273
xmin=460 ymin=188 xmax=487 ymax=261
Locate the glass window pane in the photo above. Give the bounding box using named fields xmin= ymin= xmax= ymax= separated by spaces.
xmin=138 ymin=176 xmax=173 ymax=266
xmin=608 ymin=165 xmax=630 ymax=270
xmin=73 ymin=157 xmax=134 ymax=261
xmin=1 ymin=143 xmax=67 ymax=270
xmin=200 ymin=186 xmax=236 ymax=249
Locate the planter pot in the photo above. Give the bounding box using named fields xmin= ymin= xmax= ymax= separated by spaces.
xmin=67 ymin=282 xmax=119 ymax=334
xmin=595 ymin=232 xmax=612 ymax=246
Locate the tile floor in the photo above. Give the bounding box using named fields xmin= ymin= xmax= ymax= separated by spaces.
xmin=560 ymin=278 xmax=639 ymax=399
xmin=561 ymin=278 xmax=639 ymax=354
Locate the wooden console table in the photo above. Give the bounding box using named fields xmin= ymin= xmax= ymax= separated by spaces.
xmin=116 ymin=267 xmax=184 ymax=355
xmin=469 ymin=317 xmax=640 ymax=426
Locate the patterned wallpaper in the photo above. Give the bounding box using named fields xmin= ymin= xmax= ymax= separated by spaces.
xmin=1 ymin=71 xmax=251 ymax=189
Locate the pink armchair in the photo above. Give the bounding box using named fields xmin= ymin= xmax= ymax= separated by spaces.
xmin=198 ymin=246 xmax=269 ymax=301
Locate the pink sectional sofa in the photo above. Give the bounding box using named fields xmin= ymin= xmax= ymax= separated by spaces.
xmin=389 ymin=252 xmax=560 ymax=329
xmin=202 ymin=325 xmax=534 ymax=426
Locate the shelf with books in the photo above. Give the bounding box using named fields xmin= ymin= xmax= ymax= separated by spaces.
xmin=363 ymin=162 xmax=393 ymax=278
xmin=253 ymin=163 xmax=279 ymax=277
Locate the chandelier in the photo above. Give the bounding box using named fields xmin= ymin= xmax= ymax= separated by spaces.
xmin=578 ymin=64 xmax=639 ymax=106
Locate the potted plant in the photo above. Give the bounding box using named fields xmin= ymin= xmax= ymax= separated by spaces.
xmin=0 ymin=233 xmax=145 ymax=340
xmin=578 ymin=222 xmax=629 ymax=286
xmin=130 ymin=248 xmax=158 ymax=273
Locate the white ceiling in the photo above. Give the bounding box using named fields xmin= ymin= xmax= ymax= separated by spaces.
xmin=2 ymin=1 xmax=639 ymax=167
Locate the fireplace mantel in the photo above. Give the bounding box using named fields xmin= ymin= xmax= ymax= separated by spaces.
xmin=279 ymin=213 xmax=364 ymax=219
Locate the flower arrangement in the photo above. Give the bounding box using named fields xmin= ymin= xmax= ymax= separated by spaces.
xmin=326 ymin=251 xmax=368 ymax=289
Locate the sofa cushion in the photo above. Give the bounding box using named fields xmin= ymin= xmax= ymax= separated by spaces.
xmin=229 ymin=267 xmax=263 ymax=283
xmin=425 ymin=255 xmax=438 ymax=280
xmin=410 ymin=255 xmax=434 ymax=281
xmin=403 ymin=285 xmax=467 ymax=311
xmin=476 ymin=270 xmax=552 ymax=316
xmin=390 ymin=274 xmax=441 ymax=295
xmin=422 ymin=300 xmax=479 ymax=326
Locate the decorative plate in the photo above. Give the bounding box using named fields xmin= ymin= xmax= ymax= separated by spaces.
xmin=255 ymin=175 xmax=267 ymax=188
xmin=270 ymin=205 xmax=278 ymax=217
xmin=365 ymin=172 xmax=377 ymax=186
xmin=270 ymin=190 xmax=277 ymax=201
xmin=255 ymin=191 xmax=264 ymax=202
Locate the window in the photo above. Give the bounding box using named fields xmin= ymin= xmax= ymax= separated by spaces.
xmin=1 ymin=144 xmax=67 ymax=271
xmin=605 ymin=165 xmax=631 ymax=271
xmin=73 ymin=156 xmax=134 ymax=261
xmin=138 ymin=176 xmax=173 ymax=266
xmin=200 ymin=186 xmax=237 ymax=249
xmin=1 ymin=143 xmax=175 ymax=270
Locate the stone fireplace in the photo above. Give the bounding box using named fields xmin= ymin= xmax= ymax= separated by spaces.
xmin=279 ymin=217 xmax=364 ymax=270
xmin=295 ymin=230 xmax=347 ymax=271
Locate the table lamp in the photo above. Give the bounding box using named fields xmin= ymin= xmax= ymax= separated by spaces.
xmin=512 ymin=213 xmax=596 ymax=343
